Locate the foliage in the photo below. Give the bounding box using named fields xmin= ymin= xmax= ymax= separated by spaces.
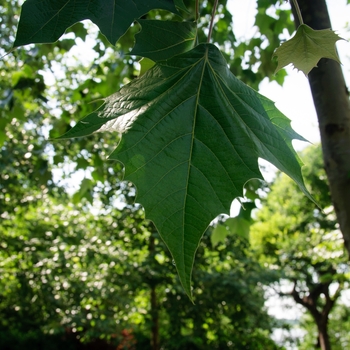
xmin=13 ymin=0 xmax=183 ymax=47
xmin=8 ymin=0 xmax=329 ymax=297
xmin=250 ymin=145 xmax=350 ymax=347
xmin=210 ymin=179 xmax=261 ymax=247
xmin=2 ymin=1 xmax=349 ymax=348
xmin=1 ymin=3 xmax=283 ymax=344
xmin=0 ymin=162 xmax=280 ymax=348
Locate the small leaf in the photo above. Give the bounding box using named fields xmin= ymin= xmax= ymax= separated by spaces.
xmin=14 ymin=0 xmax=180 ymax=47
xmin=61 ymin=44 xmax=313 ymax=299
xmin=211 ymin=215 xmax=251 ymax=247
xmin=273 ymin=24 xmax=343 ymax=75
xmin=211 ymin=225 xmax=228 ymax=247
xmin=225 ymin=217 xmax=250 ymax=241
xmin=130 ymin=20 xmax=197 ymax=61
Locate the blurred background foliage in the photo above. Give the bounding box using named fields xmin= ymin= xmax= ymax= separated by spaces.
xmin=1 ymin=0 xmax=349 ymax=349
xmin=250 ymin=145 xmax=350 ymax=349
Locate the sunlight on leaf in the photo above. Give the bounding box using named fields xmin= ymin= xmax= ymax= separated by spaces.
xmin=273 ymin=24 xmax=343 ymax=75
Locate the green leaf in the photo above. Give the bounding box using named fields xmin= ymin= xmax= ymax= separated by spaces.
xmin=130 ymin=20 xmax=197 ymax=61
xmin=273 ymin=24 xmax=343 ymax=75
xmin=61 ymin=43 xmax=312 ymax=298
xmin=14 ymin=0 xmax=180 ymax=47
xmin=225 ymin=217 xmax=250 ymax=241
xmin=211 ymin=225 xmax=229 ymax=248
xmin=173 ymin=0 xmax=188 ymax=12
xmin=256 ymin=93 xmax=307 ymax=172
xmin=211 ymin=216 xmax=251 ymax=247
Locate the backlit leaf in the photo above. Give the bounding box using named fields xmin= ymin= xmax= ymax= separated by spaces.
xmin=61 ymin=43 xmax=312 ymax=298
xmin=226 ymin=217 xmax=250 ymax=241
xmin=211 ymin=225 xmax=229 ymax=248
xmin=14 ymin=0 xmax=180 ymax=47
xmin=211 ymin=216 xmax=251 ymax=247
xmin=273 ymin=24 xmax=343 ymax=75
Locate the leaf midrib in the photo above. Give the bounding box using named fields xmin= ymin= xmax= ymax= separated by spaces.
xmin=180 ymin=46 xmax=209 ymax=291
xmin=119 ymin=62 xmax=204 ymax=155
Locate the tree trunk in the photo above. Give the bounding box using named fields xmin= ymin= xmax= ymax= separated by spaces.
xmin=317 ymin=319 xmax=331 ymax=350
xmin=292 ymin=0 xmax=350 ymax=256
xmin=291 ymin=282 xmax=335 ymax=350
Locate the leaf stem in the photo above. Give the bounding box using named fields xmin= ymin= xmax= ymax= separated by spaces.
xmin=291 ymin=0 xmax=304 ymax=25
xmin=207 ymin=0 xmax=219 ymax=43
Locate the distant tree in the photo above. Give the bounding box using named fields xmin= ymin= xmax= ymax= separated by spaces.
xmin=0 ymin=184 xmax=281 ymax=349
xmin=251 ymin=145 xmax=350 ymax=350
xmin=299 ymin=303 xmax=350 ymax=350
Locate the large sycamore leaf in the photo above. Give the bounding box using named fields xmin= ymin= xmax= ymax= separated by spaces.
xmin=130 ymin=20 xmax=197 ymax=61
xmin=61 ymin=44 xmax=312 ymax=298
xmin=14 ymin=0 xmax=180 ymax=47
xmin=273 ymin=24 xmax=343 ymax=75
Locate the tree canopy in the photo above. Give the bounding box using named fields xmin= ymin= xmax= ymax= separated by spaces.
xmin=6 ymin=0 xmax=341 ymax=297
xmin=251 ymin=145 xmax=350 ymax=350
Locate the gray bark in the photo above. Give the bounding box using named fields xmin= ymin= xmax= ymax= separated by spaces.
xmin=292 ymin=0 xmax=350 ymax=256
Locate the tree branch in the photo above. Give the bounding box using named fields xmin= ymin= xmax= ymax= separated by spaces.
xmin=207 ymin=0 xmax=219 ymax=43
